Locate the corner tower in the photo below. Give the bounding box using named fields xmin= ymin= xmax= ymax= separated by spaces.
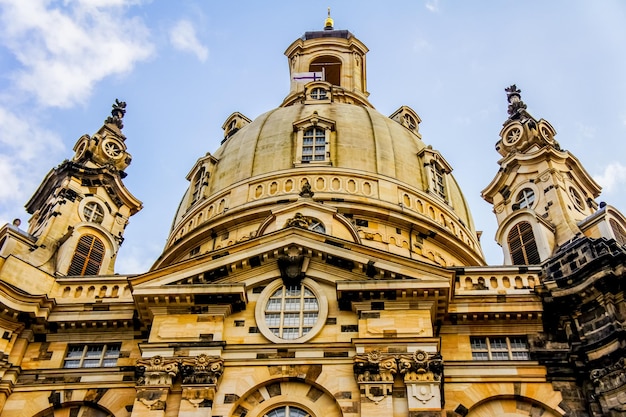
xmin=482 ymin=85 xmax=608 ymax=264
xmin=5 ymin=100 xmax=142 ymax=277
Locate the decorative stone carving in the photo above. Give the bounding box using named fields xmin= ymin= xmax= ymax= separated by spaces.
xmin=591 ymin=358 xmax=626 ymax=394
xmin=181 ymin=354 xmax=223 ymax=385
xmin=505 ymin=84 xmax=527 ymax=120
xmin=353 ymin=350 xmax=396 ymax=404
xmin=285 ymin=212 xmax=313 ymax=229
xmin=299 ymin=180 xmax=314 ymax=198
xmin=277 ymin=245 xmax=306 ymax=285
xmin=136 ymin=387 xmax=168 ymax=410
xmin=136 ymin=355 xmax=180 ymax=386
xmin=353 ymin=350 xmax=444 ymax=409
xmin=105 ymin=99 xmax=127 ymax=130
xmin=134 ymin=355 xmax=224 ymax=410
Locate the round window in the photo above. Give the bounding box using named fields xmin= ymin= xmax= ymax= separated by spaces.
xmin=83 ymin=201 xmax=104 ymax=224
xmin=569 ymin=187 xmax=585 ymax=210
xmin=102 ymin=139 xmax=123 ymax=158
xmin=504 ymin=126 xmax=522 ymax=145
xmin=514 ymin=188 xmax=535 ymax=210
xmin=255 ymin=278 xmax=327 ymax=343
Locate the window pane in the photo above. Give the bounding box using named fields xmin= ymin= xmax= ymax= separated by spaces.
xmin=303 ymin=298 xmax=318 ymax=311
xmin=489 ymin=337 xmax=507 ymax=350
xmin=64 ymin=360 xmax=81 ymax=368
xmin=284 ymin=299 xmax=301 ymax=311
xmin=66 ymin=346 xmax=84 ymax=358
xmin=509 ymin=337 xmax=528 ymax=349
xmin=282 ymin=328 xmax=299 ymax=340
xmin=470 ymin=338 xmax=487 ymax=350
xmin=102 ymin=358 xmax=118 ymax=367
xmin=265 ymin=313 xmax=280 ymax=326
xmin=85 ymin=345 xmax=104 ymax=358
xmin=472 ymin=352 xmax=489 ymax=361
xmin=83 ymin=359 xmax=101 ymax=368
xmin=303 ymin=312 xmax=318 ymax=325
xmin=285 ymin=286 xmax=300 ymax=296
xmin=266 ymin=299 xmax=282 ymax=311
xmin=491 ymin=351 xmax=510 ymax=360
xmin=283 ymin=313 xmax=300 ymax=326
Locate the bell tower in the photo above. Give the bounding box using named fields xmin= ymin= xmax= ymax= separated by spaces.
xmin=482 ymin=85 xmax=602 ymax=265
xmin=282 ymin=11 xmax=370 ymax=107
xmin=22 ymin=100 xmax=142 ymax=276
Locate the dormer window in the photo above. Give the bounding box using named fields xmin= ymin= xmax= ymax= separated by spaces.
xmin=404 ymin=114 xmax=417 ymax=130
xmin=222 ymin=112 xmax=252 ymax=142
xmin=191 ymin=168 xmax=205 ymax=203
xmin=419 ymin=147 xmax=453 ymax=203
xmin=302 ymin=127 xmax=326 ymax=162
xmin=431 ymin=164 xmax=446 ymax=200
xmin=390 ymin=106 xmax=422 ymax=136
xmin=293 ymin=112 xmax=335 ymax=166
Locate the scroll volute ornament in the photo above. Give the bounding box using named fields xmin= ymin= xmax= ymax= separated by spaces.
xmin=136 ymin=355 xmax=180 ymax=386
xmin=181 ymin=354 xmax=224 ymax=385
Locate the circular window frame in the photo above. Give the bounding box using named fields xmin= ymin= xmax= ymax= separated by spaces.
xmin=254 ymin=278 xmax=328 ymax=344
xmin=503 ymin=123 xmax=523 ymax=146
xmin=79 ymin=199 xmax=106 ymax=224
xmin=102 ymin=138 xmax=124 ymax=159
xmin=514 ymin=187 xmax=536 ymax=210
xmin=568 ymin=186 xmax=585 ymax=211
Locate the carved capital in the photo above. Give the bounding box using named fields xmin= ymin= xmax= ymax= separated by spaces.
xmin=181 ymin=354 xmax=223 ymax=386
xmin=136 ymin=355 xmax=179 ymax=386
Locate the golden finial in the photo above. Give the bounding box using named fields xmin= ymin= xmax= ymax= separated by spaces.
xmin=324 ymin=7 xmax=334 ymax=30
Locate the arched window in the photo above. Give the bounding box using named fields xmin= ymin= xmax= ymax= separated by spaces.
xmin=309 ymin=56 xmax=341 ymax=86
xmin=264 ymin=406 xmax=311 ymax=417
xmin=507 ymin=222 xmax=540 ymax=265
xmin=302 ymin=127 xmax=326 ymax=162
xmin=610 ymin=219 xmax=626 ymax=246
xmin=68 ymin=234 xmax=105 ymax=276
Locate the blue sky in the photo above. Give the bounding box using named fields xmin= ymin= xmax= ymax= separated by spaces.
xmin=0 ymin=0 xmax=625 ymax=272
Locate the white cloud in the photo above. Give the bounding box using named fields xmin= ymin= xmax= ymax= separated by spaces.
xmin=425 ymin=0 xmax=440 ymax=12
xmin=0 ymin=0 xmax=154 ymax=108
xmin=0 ymin=105 xmax=65 ymax=223
xmin=115 ymin=242 xmax=161 ymax=274
xmin=169 ymin=19 xmax=208 ymax=62
xmin=593 ymin=162 xmax=626 ymax=193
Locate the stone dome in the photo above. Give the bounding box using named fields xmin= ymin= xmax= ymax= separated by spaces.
xmin=153 ymin=28 xmax=485 ymax=269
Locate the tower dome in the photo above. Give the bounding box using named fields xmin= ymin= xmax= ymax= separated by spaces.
xmin=154 ymin=24 xmax=484 ymax=269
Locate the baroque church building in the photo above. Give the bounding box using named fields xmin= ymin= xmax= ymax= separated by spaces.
xmin=1 ymin=16 xmax=626 ymax=417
